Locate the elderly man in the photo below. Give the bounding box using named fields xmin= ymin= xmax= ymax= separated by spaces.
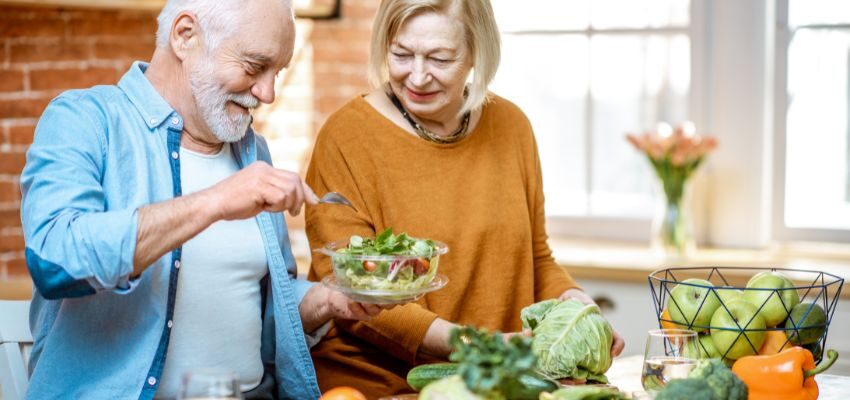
xmin=19 ymin=0 xmax=377 ymax=398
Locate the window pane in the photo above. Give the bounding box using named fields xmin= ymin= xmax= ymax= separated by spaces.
xmin=789 ymin=0 xmax=850 ymax=27
xmin=590 ymin=34 xmax=690 ymax=217
xmin=490 ymin=35 xmax=589 ymax=216
xmin=784 ymin=29 xmax=850 ymax=229
xmin=492 ymin=0 xmax=589 ymax=31
xmin=591 ymin=0 xmax=689 ymax=29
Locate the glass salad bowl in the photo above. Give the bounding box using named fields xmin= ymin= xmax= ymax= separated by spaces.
xmin=315 ymin=230 xmax=449 ymax=304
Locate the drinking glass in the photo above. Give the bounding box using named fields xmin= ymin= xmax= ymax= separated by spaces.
xmin=178 ymin=369 xmax=243 ymax=400
xmin=641 ymin=329 xmax=698 ymax=392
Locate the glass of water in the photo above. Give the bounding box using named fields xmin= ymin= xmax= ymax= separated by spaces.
xmin=178 ymin=369 xmax=243 ymax=400
xmin=641 ymin=329 xmax=699 ymax=392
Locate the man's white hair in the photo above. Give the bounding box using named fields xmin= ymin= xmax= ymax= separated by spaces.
xmin=155 ymin=0 xmax=292 ymax=51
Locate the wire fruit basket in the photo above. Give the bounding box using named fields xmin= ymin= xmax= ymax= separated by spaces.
xmin=648 ymin=267 xmax=844 ymax=364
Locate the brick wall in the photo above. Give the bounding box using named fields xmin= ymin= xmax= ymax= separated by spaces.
xmin=0 ymin=7 xmax=157 ymax=280
xmin=0 ymin=1 xmax=377 ymax=279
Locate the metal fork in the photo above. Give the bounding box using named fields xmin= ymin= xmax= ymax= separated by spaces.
xmin=318 ymin=191 xmax=356 ymax=211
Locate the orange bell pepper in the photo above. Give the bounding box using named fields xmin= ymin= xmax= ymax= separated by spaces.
xmin=731 ymin=346 xmax=838 ymax=400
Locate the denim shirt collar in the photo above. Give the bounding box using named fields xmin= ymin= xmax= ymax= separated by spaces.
xmin=118 ymin=61 xmax=177 ymax=130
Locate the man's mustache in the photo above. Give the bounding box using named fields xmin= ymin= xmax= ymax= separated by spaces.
xmin=227 ymin=93 xmax=259 ymax=110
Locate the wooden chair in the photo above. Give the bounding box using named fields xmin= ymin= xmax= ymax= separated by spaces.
xmin=0 ymin=300 xmax=32 ymax=400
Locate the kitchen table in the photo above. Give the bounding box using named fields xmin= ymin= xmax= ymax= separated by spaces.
xmin=607 ymin=355 xmax=850 ymax=399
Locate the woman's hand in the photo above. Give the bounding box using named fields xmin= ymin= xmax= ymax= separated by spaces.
xmin=501 ymin=329 xmax=532 ymax=343
xmin=558 ymin=288 xmax=626 ymax=357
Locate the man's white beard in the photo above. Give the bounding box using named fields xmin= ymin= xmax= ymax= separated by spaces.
xmin=189 ymin=58 xmax=259 ymax=143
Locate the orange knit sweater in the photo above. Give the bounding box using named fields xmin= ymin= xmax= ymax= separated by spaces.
xmin=305 ymin=95 xmax=579 ymax=398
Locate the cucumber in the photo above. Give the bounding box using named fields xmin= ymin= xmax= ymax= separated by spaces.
xmin=406 ymin=363 xmax=559 ymax=399
xmin=407 ymin=363 xmax=459 ymax=391
xmin=508 ymin=374 xmax=560 ymax=400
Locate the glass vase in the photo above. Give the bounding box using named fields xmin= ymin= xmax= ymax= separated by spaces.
xmin=651 ymin=179 xmax=695 ymax=260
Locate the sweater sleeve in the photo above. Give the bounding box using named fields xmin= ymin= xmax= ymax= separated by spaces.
xmin=526 ymin=122 xmax=581 ymax=301
xmin=304 ymin=111 xmax=439 ymax=364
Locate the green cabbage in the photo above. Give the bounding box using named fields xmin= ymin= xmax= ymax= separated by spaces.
xmin=521 ymin=299 xmax=614 ymax=382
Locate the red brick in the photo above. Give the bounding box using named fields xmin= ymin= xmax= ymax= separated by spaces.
xmin=30 ymin=67 xmax=119 ymax=91
xmin=0 ymin=18 xmax=65 ymax=38
xmin=10 ymin=41 xmax=93 ymax=63
xmin=0 ymin=152 xmax=28 ymax=175
xmin=313 ymin=47 xmax=369 ymax=64
xmin=0 ymin=70 xmax=25 ymax=92
xmin=64 ymin=9 xmax=156 ymax=21
xmin=0 ymin=96 xmax=51 ymax=119
xmin=69 ymin=17 xmax=157 ymax=37
xmin=0 ymin=181 xmax=21 ymax=203
xmin=93 ymin=41 xmax=155 ymax=62
xmin=8 ymin=124 xmax=35 ymax=145
xmin=5 ymin=257 xmax=29 ymax=278
xmin=0 ymin=233 xmax=24 ymax=252
xmin=308 ymin=26 xmax=372 ymax=42
xmin=0 ymin=209 xmax=21 ymax=229
xmin=341 ymin=3 xmax=379 ymax=19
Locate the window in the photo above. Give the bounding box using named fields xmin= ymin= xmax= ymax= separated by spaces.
xmin=775 ymin=0 xmax=850 ymax=241
xmin=489 ymin=0 xmax=691 ymax=240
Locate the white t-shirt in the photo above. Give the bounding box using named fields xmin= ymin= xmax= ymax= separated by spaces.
xmin=155 ymin=144 xmax=268 ymax=398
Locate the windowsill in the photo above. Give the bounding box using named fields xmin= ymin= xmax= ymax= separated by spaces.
xmin=548 ymin=236 xmax=850 ymax=299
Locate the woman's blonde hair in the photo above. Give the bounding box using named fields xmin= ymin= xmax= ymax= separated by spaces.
xmin=368 ymin=0 xmax=501 ymax=115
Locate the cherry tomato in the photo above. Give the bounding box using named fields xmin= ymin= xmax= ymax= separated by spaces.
xmin=362 ymin=260 xmax=377 ymax=272
xmin=413 ymin=257 xmax=430 ymax=275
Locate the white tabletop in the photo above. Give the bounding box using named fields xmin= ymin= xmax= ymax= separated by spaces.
xmin=607 ymin=355 xmax=850 ymax=399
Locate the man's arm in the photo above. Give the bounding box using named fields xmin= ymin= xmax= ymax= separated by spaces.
xmin=131 ymin=191 xmax=217 ymax=277
xmin=131 ymin=161 xmax=318 ymax=277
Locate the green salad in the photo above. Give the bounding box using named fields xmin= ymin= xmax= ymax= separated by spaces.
xmin=333 ymin=228 xmax=441 ymax=291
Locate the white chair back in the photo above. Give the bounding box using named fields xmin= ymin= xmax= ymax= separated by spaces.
xmin=0 ymin=300 xmax=32 ymax=400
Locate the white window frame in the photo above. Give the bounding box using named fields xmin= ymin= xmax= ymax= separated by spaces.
xmin=543 ymin=1 xmax=708 ymax=243
xmin=772 ymin=0 xmax=850 ymax=242
xmin=548 ymin=0 xmax=802 ymax=249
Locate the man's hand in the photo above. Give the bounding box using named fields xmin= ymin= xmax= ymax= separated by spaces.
xmin=559 ymin=288 xmax=626 ymax=357
xmin=299 ymin=284 xmax=393 ymax=333
xmin=203 ymin=161 xmax=319 ymax=220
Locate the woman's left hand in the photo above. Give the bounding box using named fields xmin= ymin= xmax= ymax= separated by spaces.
xmin=558 ymin=288 xmax=626 ymax=357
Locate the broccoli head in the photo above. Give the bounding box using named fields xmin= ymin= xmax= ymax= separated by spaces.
xmin=688 ymin=359 xmax=748 ymax=400
xmin=654 ymin=378 xmax=714 ymax=400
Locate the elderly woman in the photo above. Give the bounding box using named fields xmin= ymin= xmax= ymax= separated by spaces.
xmin=305 ymin=0 xmax=624 ymax=396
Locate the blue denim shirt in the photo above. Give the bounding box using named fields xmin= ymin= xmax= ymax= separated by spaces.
xmin=20 ymin=62 xmax=321 ymax=400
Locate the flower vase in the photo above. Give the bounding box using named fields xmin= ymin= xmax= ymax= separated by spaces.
xmin=651 ymin=179 xmax=696 ymax=260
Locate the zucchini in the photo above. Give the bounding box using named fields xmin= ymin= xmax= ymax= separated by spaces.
xmin=407 ymin=363 xmax=459 ymax=391
xmin=406 ymin=363 xmax=559 ymax=399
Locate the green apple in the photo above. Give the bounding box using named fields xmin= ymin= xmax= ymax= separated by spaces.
xmin=668 ymin=278 xmax=721 ymax=331
xmin=685 ymin=334 xmax=721 ymax=359
xmin=715 ymin=287 xmax=744 ymax=304
xmin=743 ymin=271 xmax=800 ymax=326
xmin=785 ymin=302 xmax=827 ymax=345
xmin=710 ymin=299 xmax=766 ymax=359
